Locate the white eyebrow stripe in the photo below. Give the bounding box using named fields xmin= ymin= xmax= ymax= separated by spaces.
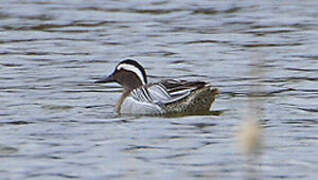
xmin=117 ymin=63 xmax=146 ymax=85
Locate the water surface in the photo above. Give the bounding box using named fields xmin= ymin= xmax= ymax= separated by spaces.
xmin=1 ymin=0 xmax=318 ymax=179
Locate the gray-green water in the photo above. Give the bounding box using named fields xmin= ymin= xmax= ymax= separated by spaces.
xmin=1 ymin=0 xmax=318 ymax=179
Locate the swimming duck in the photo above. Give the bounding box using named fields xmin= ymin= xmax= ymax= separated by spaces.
xmin=95 ymin=59 xmax=218 ymax=115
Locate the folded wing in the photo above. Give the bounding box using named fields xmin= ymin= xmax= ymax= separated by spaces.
xmin=130 ymin=79 xmax=210 ymax=105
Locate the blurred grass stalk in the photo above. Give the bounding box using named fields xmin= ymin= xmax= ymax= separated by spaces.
xmin=238 ymin=54 xmax=266 ymax=180
xmin=238 ymin=118 xmax=262 ymax=157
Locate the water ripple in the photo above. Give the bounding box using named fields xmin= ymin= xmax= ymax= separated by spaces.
xmin=1 ymin=0 xmax=318 ymax=179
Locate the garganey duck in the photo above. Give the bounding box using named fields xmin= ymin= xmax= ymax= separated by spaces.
xmin=95 ymin=59 xmax=218 ymax=115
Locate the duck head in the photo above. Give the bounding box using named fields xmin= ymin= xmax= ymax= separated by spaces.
xmin=95 ymin=59 xmax=148 ymax=91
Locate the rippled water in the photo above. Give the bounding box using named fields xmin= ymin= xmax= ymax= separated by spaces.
xmin=1 ymin=0 xmax=318 ymax=179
